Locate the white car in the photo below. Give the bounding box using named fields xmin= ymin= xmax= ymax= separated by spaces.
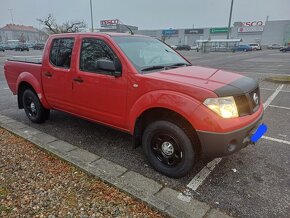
xmin=249 ymin=43 xmax=262 ymax=50
xmin=170 ymin=45 xmax=177 ymax=49
xmin=190 ymin=45 xmax=198 ymax=50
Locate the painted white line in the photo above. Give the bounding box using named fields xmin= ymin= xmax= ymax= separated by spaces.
xmin=262 ymin=136 xmax=290 ymax=145
xmin=0 ymin=88 xmax=9 ymax=90
xmin=239 ymin=71 xmax=290 ymax=76
xmin=260 ymin=87 xmax=276 ymax=91
xmin=187 ymin=158 xmax=222 ymax=191
xmin=280 ymin=90 xmax=290 ymax=93
xmin=263 ymin=84 xmax=284 ymax=109
xmin=260 ymin=88 xmax=290 ymax=93
xmin=269 ymin=105 xmax=290 ymax=110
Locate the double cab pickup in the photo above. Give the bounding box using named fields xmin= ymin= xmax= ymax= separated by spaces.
xmin=4 ymin=33 xmax=264 ymax=178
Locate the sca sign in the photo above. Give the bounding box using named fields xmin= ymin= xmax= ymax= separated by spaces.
xmin=242 ymin=21 xmax=264 ymax=26
xmin=162 ymin=29 xmax=179 ymax=36
xmin=100 ymin=19 xmax=119 ymax=27
xmin=210 ymin=27 xmax=229 ymax=34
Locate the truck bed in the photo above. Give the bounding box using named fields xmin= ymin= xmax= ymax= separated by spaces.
xmin=4 ymin=59 xmax=42 ymax=94
xmin=8 ymin=56 xmax=42 ymax=64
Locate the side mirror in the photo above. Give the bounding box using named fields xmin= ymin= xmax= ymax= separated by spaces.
xmin=97 ymin=58 xmax=122 ymax=77
xmin=97 ymin=59 xmax=116 ymax=72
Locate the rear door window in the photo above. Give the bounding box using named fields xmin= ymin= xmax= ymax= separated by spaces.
xmin=50 ymin=38 xmax=74 ymax=69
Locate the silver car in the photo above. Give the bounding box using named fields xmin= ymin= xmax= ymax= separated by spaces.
xmin=267 ymin=44 xmax=282 ymax=49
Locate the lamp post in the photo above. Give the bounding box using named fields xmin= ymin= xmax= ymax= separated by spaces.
xmin=227 ymin=0 xmax=234 ymax=39
xmin=9 ymin=9 xmax=14 ymax=24
xmin=90 ymin=0 xmax=94 ymax=32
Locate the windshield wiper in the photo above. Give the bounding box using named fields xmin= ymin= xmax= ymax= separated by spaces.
xmin=168 ymin=63 xmax=191 ymax=68
xmin=141 ymin=65 xmax=167 ymax=72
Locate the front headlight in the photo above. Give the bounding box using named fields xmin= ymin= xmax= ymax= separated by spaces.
xmin=203 ymin=96 xmax=238 ymax=118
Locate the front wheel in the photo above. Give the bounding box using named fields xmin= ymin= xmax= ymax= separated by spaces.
xmin=142 ymin=120 xmax=196 ymax=178
xmin=22 ymin=89 xmax=49 ymax=123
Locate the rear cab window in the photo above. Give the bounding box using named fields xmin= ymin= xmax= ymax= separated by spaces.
xmin=50 ymin=38 xmax=75 ymax=69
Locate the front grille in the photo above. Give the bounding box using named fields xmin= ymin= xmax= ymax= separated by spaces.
xmin=249 ymin=88 xmax=260 ymax=112
xmin=234 ymin=87 xmax=260 ymax=117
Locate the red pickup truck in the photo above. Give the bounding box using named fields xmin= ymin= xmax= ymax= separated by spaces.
xmin=4 ymin=33 xmax=264 ymax=178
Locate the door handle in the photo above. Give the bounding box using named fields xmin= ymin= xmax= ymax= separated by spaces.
xmin=44 ymin=72 xmax=53 ymax=77
xmin=73 ymin=77 xmax=84 ymax=83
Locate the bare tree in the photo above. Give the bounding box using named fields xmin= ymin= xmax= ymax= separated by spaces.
xmin=37 ymin=14 xmax=87 ymax=34
xmin=18 ymin=33 xmax=26 ymax=43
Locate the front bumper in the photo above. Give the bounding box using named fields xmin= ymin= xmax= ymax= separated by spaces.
xmin=196 ymin=111 xmax=263 ymax=158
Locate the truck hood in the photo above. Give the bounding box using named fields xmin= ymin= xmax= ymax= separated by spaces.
xmin=146 ymin=66 xmax=258 ymax=97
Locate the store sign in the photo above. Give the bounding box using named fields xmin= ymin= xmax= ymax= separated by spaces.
xmin=242 ymin=21 xmax=264 ymax=26
xmin=184 ymin=29 xmax=204 ymax=34
xmin=100 ymin=19 xmax=119 ymax=27
xmin=210 ymin=27 xmax=229 ymax=33
xmin=238 ymin=26 xmax=264 ymax=33
xmin=162 ymin=29 xmax=178 ymax=35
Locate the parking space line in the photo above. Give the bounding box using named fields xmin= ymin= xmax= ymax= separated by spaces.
xmin=269 ymin=105 xmax=290 ymax=110
xmin=187 ymin=84 xmax=285 ymax=192
xmin=260 ymin=88 xmax=290 ymax=93
xmin=260 ymin=87 xmax=276 ymax=91
xmin=187 ymin=158 xmax=222 ymax=191
xmin=263 ymin=84 xmax=284 ymax=109
xmin=262 ymin=136 xmax=290 ymax=145
xmin=280 ymin=90 xmax=290 ymax=93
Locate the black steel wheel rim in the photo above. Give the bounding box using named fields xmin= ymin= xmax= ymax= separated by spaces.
xmin=24 ymin=96 xmax=37 ymax=118
xmin=151 ymin=131 xmax=183 ymax=167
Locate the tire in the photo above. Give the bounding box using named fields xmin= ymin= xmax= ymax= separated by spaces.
xmin=22 ymin=89 xmax=49 ymax=123
xmin=142 ymin=120 xmax=196 ymax=178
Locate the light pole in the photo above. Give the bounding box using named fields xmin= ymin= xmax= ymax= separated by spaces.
xmin=9 ymin=9 xmax=14 ymax=24
xmin=227 ymin=0 xmax=234 ymax=39
xmin=90 ymin=0 xmax=94 ymax=32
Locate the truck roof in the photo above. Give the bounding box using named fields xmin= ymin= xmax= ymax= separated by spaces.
xmin=49 ymin=32 xmax=148 ymax=38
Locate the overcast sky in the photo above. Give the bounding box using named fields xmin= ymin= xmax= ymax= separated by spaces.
xmin=1 ymin=0 xmax=290 ymax=30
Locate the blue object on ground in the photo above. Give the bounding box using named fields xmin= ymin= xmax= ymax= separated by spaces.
xmin=251 ymin=124 xmax=268 ymax=143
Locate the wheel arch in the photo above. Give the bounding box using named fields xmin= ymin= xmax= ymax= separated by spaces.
xmin=132 ymin=107 xmax=201 ymax=154
xmin=16 ymin=72 xmax=50 ymax=109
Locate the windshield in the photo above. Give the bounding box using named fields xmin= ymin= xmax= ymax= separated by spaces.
xmin=112 ymin=36 xmax=190 ymax=73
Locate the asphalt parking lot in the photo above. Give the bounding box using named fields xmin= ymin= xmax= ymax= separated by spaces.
xmin=0 ymin=49 xmax=289 ymax=217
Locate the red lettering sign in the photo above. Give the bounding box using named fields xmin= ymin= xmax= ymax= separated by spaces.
xmin=242 ymin=21 xmax=263 ymax=26
xmin=100 ymin=19 xmax=119 ymax=26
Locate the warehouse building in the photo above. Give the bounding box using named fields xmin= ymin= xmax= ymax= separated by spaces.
xmin=135 ymin=19 xmax=290 ymax=47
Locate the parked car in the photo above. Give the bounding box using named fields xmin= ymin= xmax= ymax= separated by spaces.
xmin=4 ymin=45 xmax=14 ymax=50
xmin=233 ymin=45 xmax=253 ymax=52
xmin=4 ymin=33 xmax=265 ymax=178
xmin=25 ymin=42 xmax=34 ymax=48
xmin=175 ymin=45 xmax=191 ymax=50
xmin=190 ymin=45 xmax=198 ymax=50
xmin=280 ymin=46 xmax=290 ymax=52
xmin=33 ymin=43 xmax=45 ymax=50
xmin=170 ymin=45 xmax=177 ymax=49
xmin=249 ymin=43 xmax=262 ymax=50
xmin=0 ymin=45 xmax=5 ymax=52
xmin=15 ymin=44 xmax=29 ymax=51
xmin=267 ymin=44 xmax=282 ymax=49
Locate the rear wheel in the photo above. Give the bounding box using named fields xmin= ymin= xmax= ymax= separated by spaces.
xmin=142 ymin=120 xmax=196 ymax=178
xmin=22 ymin=89 xmax=49 ymax=123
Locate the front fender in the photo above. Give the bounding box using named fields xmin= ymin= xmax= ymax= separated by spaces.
xmin=17 ymin=72 xmax=50 ymax=109
xmin=128 ymin=90 xmax=201 ymax=133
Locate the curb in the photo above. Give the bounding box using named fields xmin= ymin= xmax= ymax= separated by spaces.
xmin=0 ymin=114 xmax=231 ymax=218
